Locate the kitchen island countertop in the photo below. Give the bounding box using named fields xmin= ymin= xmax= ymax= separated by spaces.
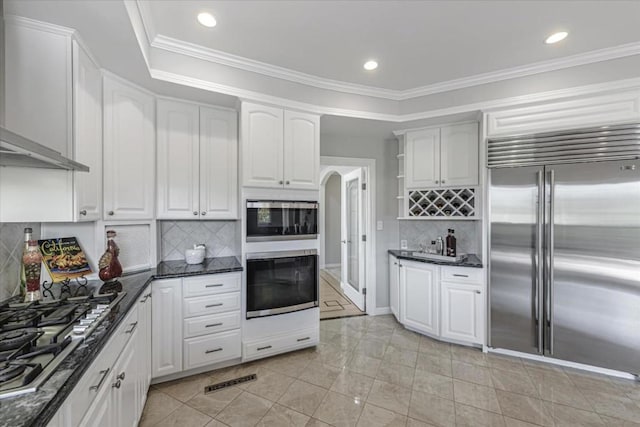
xmin=0 ymin=256 xmax=242 ymax=427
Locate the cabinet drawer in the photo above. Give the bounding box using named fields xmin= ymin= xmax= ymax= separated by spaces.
xmin=184 ymin=311 xmax=241 ymax=339
xmin=244 ymin=327 xmax=318 ymax=360
xmin=108 ymin=304 xmax=139 ymax=360
xmin=183 ymin=273 xmax=241 ymax=298
xmin=183 ymin=292 xmax=240 ymax=318
xmin=184 ymin=330 xmax=241 ymax=370
xmin=441 ymin=266 xmax=483 ymax=284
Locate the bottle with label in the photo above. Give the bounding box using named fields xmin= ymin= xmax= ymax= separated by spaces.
xmin=23 ymin=240 xmax=43 ymax=302
xmin=18 ymin=227 xmax=32 ymax=297
xmin=446 ymin=229 xmax=457 ymax=257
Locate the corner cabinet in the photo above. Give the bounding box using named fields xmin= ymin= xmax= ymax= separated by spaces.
xmin=241 ymin=102 xmax=319 ymax=190
xmin=151 ymin=278 xmax=183 ymax=378
xmin=399 ymin=260 xmax=439 ymax=336
xmin=390 ymin=255 xmax=484 ymax=346
xmin=404 ymin=122 xmax=478 ymax=189
xmin=103 ymin=75 xmax=155 ymax=220
xmin=156 ymin=99 xmax=238 ymax=220
xmin=1 ymin=18 xmax=102 ymax=223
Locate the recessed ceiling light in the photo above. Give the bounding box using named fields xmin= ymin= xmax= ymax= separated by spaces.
xmin=363 ymin=60 xmax=378 ymax=71
xmin=197 ymin=12 xmax=217 ymax=28
xmin=545 ymin=31 xmax=568 ymax=44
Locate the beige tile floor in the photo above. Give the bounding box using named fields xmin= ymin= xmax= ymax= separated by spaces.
xmin=319 ymin=269 xmax=365 ymax=320
xmin=141 ymin=315 xmax=640 ymax=427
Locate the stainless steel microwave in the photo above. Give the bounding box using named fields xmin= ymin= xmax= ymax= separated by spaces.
xmin=246 ymin=200 xmax=318 ymax=242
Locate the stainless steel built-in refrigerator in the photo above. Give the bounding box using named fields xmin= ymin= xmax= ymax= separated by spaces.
xmin=488 ymin=122 xmax=640 ymax=375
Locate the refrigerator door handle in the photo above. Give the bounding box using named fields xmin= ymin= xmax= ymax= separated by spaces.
xmin=535 ymin=170 xmax=544 ymax=354
xmin=546 ymin=169 xmax=555 ymax=355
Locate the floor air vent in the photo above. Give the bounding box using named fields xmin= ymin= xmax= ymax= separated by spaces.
xmin=204 ymin=374 xmax=257 ymax=394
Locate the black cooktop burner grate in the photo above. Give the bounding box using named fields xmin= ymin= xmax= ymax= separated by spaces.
xmin=0 ymin=328 xmax=42 ymax=352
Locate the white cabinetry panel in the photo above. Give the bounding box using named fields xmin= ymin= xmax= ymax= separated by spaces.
xmin=199 ymin=107 xmax=238 ymax=218
xmin=241 ymin=103 xmax=284 ymax=188
xmin=389 ymin=255 xmax=400 ymax=321
xmin=157 ymin=100 xmax=200 ymax=219
xmin=441 ymin=282 xmax=483 ymax=344
xmin=405 ymin=128 xmax=440 ymax=189
xmin=440 ymin=122 xmax=478 ymax=187
xmin=184 ymin=330 xmax=241 ymax=370
xmin=103 ymin=75 xmax=155 ymax=220
xmin=400 ymin=261 xmax=439 ymax=336
xmin=283 ymin=110 xmax=320 ymax=189
xmin=152 ymin=279 xmax=183 ymax=378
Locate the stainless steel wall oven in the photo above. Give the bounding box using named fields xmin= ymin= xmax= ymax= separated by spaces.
xmin=246 ymin=200 xmax=318 ymax=241
xmin=246 ymin=250 xmax=318 ymax=319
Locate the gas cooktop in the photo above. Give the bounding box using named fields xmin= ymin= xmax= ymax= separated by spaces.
xmin=0 ymin=283 xmax=125 ymax=399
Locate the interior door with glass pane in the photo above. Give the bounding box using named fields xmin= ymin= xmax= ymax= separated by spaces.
xmin=341 ymin=169 xmax=365 ymax=311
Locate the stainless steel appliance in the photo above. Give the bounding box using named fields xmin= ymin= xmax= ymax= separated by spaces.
xmin=488 ymin=122 xmax=640 ymax=375
xmin=246 ymin=249 xmax=318 ymax=318
xmin=0 ymin=283 xmax=125 ymax=398
xmin=246 ymin=200 xmax=318 ymax=242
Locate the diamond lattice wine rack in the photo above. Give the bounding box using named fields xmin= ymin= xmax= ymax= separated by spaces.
xmin=407 ymin=188 xmax=476 ymax=218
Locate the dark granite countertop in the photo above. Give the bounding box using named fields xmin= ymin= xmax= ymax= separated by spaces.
xmin=0 ymin=256 xmax=242 ymax=427
xmin=388 ymin=250 xmax=483 ymax=268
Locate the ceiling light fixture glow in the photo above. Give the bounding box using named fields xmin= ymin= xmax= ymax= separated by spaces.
xmin=545 ymin=31 xmax=568 ymax=44
xmin=197 ymin=12 xmax=217 ymax=28
xmin=363 ymin=60 xmax=378 ymax=71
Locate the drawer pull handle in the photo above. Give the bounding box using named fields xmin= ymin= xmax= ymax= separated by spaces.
xmin=125 ymin=322 xmax=138 ymax=334
xmin=205 ymin=323 xmax=223 ymax=328
xmin=140 ymin=295 xmax=150 ymax=303
xmin=257 ymin=345 xmax=272 ymax=351
xmin=205 ymin=303 xmax=223 ymax=308
xmin=89 ymin=368 xmax=110 ymax=391
xmin=453 ymin=274 xmax=469 ymax=278
xmin=205 ymin=284 xmax=224 ymax=288
xmin=297 ymin=337 xmax=310 ymax=342
xmin=205 ymin=348 xmax=223 ymax=354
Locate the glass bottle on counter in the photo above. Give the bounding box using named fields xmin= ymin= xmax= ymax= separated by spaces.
xmin=18 ymin=227 xmax=32 ymax=297
xmin=23 ymin=239 xmax=43 ymax=302
xmin=446 ymin=229 xmax=457 ymax=257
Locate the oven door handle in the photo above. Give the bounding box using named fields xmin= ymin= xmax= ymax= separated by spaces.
xmin=246 ymin=201 xmax=318 ymax=209
xmin=247 ymin=249 xmax=318 ymax=260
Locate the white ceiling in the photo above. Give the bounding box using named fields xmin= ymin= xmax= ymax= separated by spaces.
xmin=144 ymin=0 xmax=640 ymax=91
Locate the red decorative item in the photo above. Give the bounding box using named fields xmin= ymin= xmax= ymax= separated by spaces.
xmin=98 ymin=230 xmax=123 ymax=293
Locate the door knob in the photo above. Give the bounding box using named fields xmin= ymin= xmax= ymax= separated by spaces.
xmin=107 ymin=211 xmax=114 ymax=216
xmin=79 ymin=210 xmax=87 ymax=216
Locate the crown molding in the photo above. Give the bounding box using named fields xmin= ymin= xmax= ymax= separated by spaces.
xmin=5 ymin=14 xmax=75 ymax=36
xmin=134 ymin=1 xmax=640 ymax=102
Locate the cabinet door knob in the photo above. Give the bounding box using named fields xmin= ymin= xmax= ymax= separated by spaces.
xmin=193 ymin=211 xmax=198 ymax=216
xmin=201 ymin=211 xmax=206 ymax=216
xmin=475 ymin=290 xmax=481 ymax=294
xmin=112 ymin=380 xmax=121 ymax=389
xmin=279 ymin=180 xmax=283 ymax=185
xmin=435 ymin=180 xmax=439 ymax=184
xmin=79 ymin=210 xmax=87 ymax=216
xmin=441 ymin=180 xmax=446 ymax=184
xmin=107 ymin=211 xmax=114 ymax=216
xmin=117 ymin=372 xmax=125 ymax=380
xmin=286 ymin=180 xmax=290 ymax=185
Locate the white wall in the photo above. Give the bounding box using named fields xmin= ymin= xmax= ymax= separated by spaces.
xmin=324 ymin=173 xmax=341 ymax=266
xmin=320 ymin=129 xmax=398 ymax=309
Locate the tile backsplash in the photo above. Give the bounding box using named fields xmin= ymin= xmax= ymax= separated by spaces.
xmin=399 ymin=220 xmax=480 ymax=256
xmin=0 ymin=223 xmax=41 ymax=301
xmin=159 ymin=221 xmax=239 ymax=262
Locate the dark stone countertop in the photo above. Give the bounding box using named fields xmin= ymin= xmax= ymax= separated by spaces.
xmin=388 ymin=250 xmax=483 ymax=268
xmin=0 ymin=256 xmax=242 ymax=427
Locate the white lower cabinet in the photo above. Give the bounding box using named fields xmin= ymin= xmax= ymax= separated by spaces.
xmin=391 ymin=255 xmax=485 ymax=346
xmin=400 ymin=260 xmax=439 ymax=336
xmin=441 ymin=282 xmax=483 ymax=344
xmin=243 ymin=327 xmax=319 ymax=361
xmin=151 ymin=273 xmax=242 ymax=381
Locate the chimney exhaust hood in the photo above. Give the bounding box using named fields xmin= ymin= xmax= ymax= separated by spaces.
xmin=0 ymin=126 xmax=90 ymax=172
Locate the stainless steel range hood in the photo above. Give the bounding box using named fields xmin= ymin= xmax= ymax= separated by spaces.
xmin=0 ymin=127 xmax=90 ymax=172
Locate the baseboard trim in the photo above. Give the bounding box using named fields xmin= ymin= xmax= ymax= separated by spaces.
xmin=488 ymin=347 xmax=637 ymax=380
xmin=323 ymin=263 xmax=340 ymax=269
xmin=371 ymin=307 xmax=392 ymax=316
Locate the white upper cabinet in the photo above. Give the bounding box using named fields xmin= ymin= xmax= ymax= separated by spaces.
xmin=156 ymin=100 xmax=200 ymax=219
xmin=283 ymin=110 xmax=320 ymax=190
xmin=199 ymin=106 xmax=238 ymax=219
xmin=73 ymin=41 xmax=103 ymax=222
xmin=404 ymin=122 xmax=478 ymax=189
xmin=440 ymin=122 xmax=478 ymax=187
xmin=103 ymin=75 xmax=155 ymax=220
xmin=156 ymin=100 xmax=238 ymax=220
xmin=241 ymin=102 xmax=319 ymax=189
xmin=0 ymin=19 xmax=103 ymax=223
xmin=405 ymin=128 xmax=440 ymax=188
xmin=242 ymin=103 xmax=284 ymax=188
